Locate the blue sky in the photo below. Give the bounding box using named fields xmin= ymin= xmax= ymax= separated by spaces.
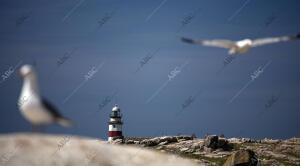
xmin=0 ymin=0 xmax=299 ymax=140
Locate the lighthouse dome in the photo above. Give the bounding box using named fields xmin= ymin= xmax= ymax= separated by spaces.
xmin=112 ymin=104 xmax=120 ymax=112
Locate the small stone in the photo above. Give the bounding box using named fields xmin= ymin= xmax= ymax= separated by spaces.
xmin=180 ymin=147 xmax=189 ymax=152
xmin=156 ymin=146 xmax=163 ymax=150
xmin=178 ymin=139 xmax=186 ymax=142
xmin=125 ymin=140 xmax=134 ymax=144
xmin=158 ymin=141 xmax=169 ymax=145
xmin=204 ymin=147 xmax=213 ymax=153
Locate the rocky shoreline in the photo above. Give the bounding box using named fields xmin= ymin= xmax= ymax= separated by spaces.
xmin=110 ymin=135 xmax=300 ymax=166
xmin=0 ymin=133 xmax=298 ymax=166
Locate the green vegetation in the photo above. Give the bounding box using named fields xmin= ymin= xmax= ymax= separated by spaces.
xmin=284 ymin=152 xmax=300 ymax=159
xmin=233 ymin=143 xmax=256 ymax=150
xmin=233 ymin=143 xmax=242 ymax=150
xmin=275 ymin=158 xmax=298 ymax=166
xmin=199 ymin=155 xmax=227 ymax=166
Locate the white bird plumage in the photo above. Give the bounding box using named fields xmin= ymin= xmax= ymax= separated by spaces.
xmin=17 ymin=65 xmax=73 ymax=132
xmin=181 ymin=33 xmax=300 ymax=54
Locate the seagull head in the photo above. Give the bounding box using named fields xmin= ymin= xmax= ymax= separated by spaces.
xmin=18 ymin=64 xmax=35 ymax=78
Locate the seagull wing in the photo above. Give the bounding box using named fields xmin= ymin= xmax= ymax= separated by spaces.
xmin=252 ymin=33 xmax=300 ymax=47
xmin=181 ymin=37 xmax=237 ymax=49
xmin=41 ymin=98 xmax=73 ymax=127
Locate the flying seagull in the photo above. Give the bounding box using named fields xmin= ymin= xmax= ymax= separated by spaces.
xmin=17 ymin=65 xmax=73 ymax=132
xmin=181 ymin=33 xmax=300 ymax=55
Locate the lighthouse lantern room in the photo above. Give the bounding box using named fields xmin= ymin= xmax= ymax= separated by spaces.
xmin=108 ymin=104 xmax=123 ymax=141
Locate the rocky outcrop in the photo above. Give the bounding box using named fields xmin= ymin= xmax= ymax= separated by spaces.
xmin=112 ymin=135 xmax=300 ymax=166
xmin=120 ymin=135 xmax=233 ymax=152
xmin=204 ymin=135 xmax=233 ymax=151
xmin=223 ymin=149 xmax=258 ymax=166
xmin=0 ymin=134 xmax=199 ymax=166
xmin=275 ymin=137 xmax=300 ymax=156
xmin=120 ymin=136 xmax=193 ymax=147
xmin=227 ymin=138 xmax=257 ymax=144
xmin=1 ymin=134 xmax=299 ymax=166
xmin=230 ymin=137 xmax=300 ymax=166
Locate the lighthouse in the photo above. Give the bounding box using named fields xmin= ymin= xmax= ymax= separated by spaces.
xmin=108 ymin=104 xmax=123 ymax=141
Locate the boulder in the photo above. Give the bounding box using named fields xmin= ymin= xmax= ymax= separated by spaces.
xmin=139 ymin=136 xmax=179 ymax=147
xmin=140 ymin=139 xmax=158 ymax=147
xmin=223 ymin=149 xmax=258 ymax=166
xmin=111 ymin=138 xmax=123 ymax=144
xmin=158 ymin=141 xmax=168 ymax=146
xmin=204 ymin=135 xmax=218 ymax=149
xmin=176 ymin=136 xmax=193 ymax=141
xmin=125 ymin=140 xmax=134 ymax=144
xmin=180 ymin=147 xmax=189 ymax=152
xmin=159 ymin=136 xmax=177 ymax=144
xmin=204 ymin=135 xmax=233 ymax=151
xmin=218 ymin=138 xmax=227 ymax=147
xmin=218 ymin=138 xmax=233 ymax=151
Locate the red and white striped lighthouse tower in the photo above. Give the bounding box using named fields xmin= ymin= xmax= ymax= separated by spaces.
xmin=108 ymin=104 xmax=123 ymax=141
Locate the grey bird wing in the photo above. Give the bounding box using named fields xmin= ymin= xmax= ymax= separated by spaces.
xmin=181 ymin=37 xmax=237 ymax=49
xmin=252 ymin=33 xmax=300 ymax=47
xmin=42 ymin=98 xmax=64 ymax=118
xmin=42 ymin=98 xmax=73 ymax=127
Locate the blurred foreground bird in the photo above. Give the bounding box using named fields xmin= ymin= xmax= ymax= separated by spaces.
xmin=17 ymin=65 xmax=73 ymax=132
xmin=181 ymin=33 xmax=300 ymax=55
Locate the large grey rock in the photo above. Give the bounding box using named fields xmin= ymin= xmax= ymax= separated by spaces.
xmin=158 ymin=141 xmax=168 ymax=146
xmin=175 ymin=136 xmax=193 ymax=141
xmin=204 ymin=135 xmax=218 ymax=149
xmin=227 ymin=138 xmax=242 ymax=144
xmin=160 ymin=136 xmax=178 ymax=144
xmin=140 ymin=138 xmax=160 ymax=147
xmin=0 ymin=133 xmax=199 ymax=166
xmin=125 ymin=140 xmax=134 ymax=144
xmin=111 ymin=138 xmax=123 ymax=144
xmin=180 ymin=148 xmax=189 ymax=152
xmin=223 ymin=149 xmax=258 ymax=166
xmin=139 ymin=136 xmax=179 ymax=147
xmin=217 ymin=138 xmax=227 ymax=148
xmin=204 ymin=135 xmax=233 ymax=151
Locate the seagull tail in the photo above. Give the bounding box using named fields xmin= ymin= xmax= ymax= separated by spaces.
xmin=56 ymin=118 xmax=74 ymax=127
xmin=288 ymin=33 xmax=300 ymax=40
xmin=181 ymin=37 xmax=197 ymax=44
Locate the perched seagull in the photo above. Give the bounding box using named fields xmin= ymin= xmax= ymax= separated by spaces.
xmin=181 ymin=33 xmax=300 ymax=55
xmin=17 ymin=65 xmax=73 ymax=132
